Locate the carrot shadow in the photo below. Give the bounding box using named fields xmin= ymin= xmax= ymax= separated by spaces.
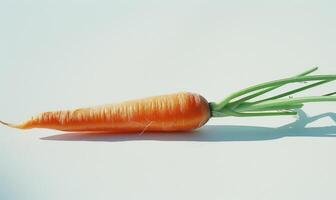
xmin=41 ymin=110 xmax=336 ymax=142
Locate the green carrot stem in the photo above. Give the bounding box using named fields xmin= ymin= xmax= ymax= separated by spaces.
xmin=212 ymin=109 xmax=297 ymax=117
xmin=210 ymin=67 xmax=336 ymax=117
xmin=235 ymin=103 xmax=304 ymax=112
xmin=296 ymin=67 xmax=319 ymax=76
xmin=230 ymin=67 xmax=319 ymax=108
xmin=324 ymin=91 xmax=336 ymax=96
xmin=248 ymin=96 xmax=336 ymax=108
xmin=213 ymin=75 xmax=336 ymax=111
xmin=252 ymin=80 xmax=332 ymax=104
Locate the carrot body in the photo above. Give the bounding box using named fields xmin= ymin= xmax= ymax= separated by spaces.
xmin=1 ymin=92 xmax=211 ymax=133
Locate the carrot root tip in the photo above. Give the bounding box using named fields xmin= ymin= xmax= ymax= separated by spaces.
xmin=0 ymin=120 xmax=10 ymax=126
xmin=0 ymin=120 xmax=27 ymax=129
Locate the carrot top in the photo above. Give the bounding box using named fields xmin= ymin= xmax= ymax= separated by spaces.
xmin=209 ymin=67 xmax=336 ymax=117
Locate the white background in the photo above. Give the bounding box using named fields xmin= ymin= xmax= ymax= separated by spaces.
xmin=1 ymin=1 xmax=336 ymax=200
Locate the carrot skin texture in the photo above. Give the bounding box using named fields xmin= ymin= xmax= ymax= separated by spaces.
xmin=10 ymin=92 xmax=211 ymax=133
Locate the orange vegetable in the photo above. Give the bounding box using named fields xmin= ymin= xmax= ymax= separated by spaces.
xmin=1 ymin=67 xmax=335 ymax=133
xmin=0 ymin=92 xmax=211 ymax=133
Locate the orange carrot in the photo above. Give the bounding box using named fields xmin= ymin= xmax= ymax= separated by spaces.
xmin=0 ymin=92 xmax=211 ymax=133
xmin=1 ymin=67 xmax=335 ymax=134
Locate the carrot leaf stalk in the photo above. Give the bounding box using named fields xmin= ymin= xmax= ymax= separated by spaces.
xmin=210 ymin=67 xmax=336 ymax=117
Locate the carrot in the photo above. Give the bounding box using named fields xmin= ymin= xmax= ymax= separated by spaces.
xmin=0 ymin=92 xmax=211 ymax=132
xmin=1 ymin=67 xmax=336 ymax=133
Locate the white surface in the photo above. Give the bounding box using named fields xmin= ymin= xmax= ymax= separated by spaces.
xmin=1 ymin=1 xmax=336 ymax=200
